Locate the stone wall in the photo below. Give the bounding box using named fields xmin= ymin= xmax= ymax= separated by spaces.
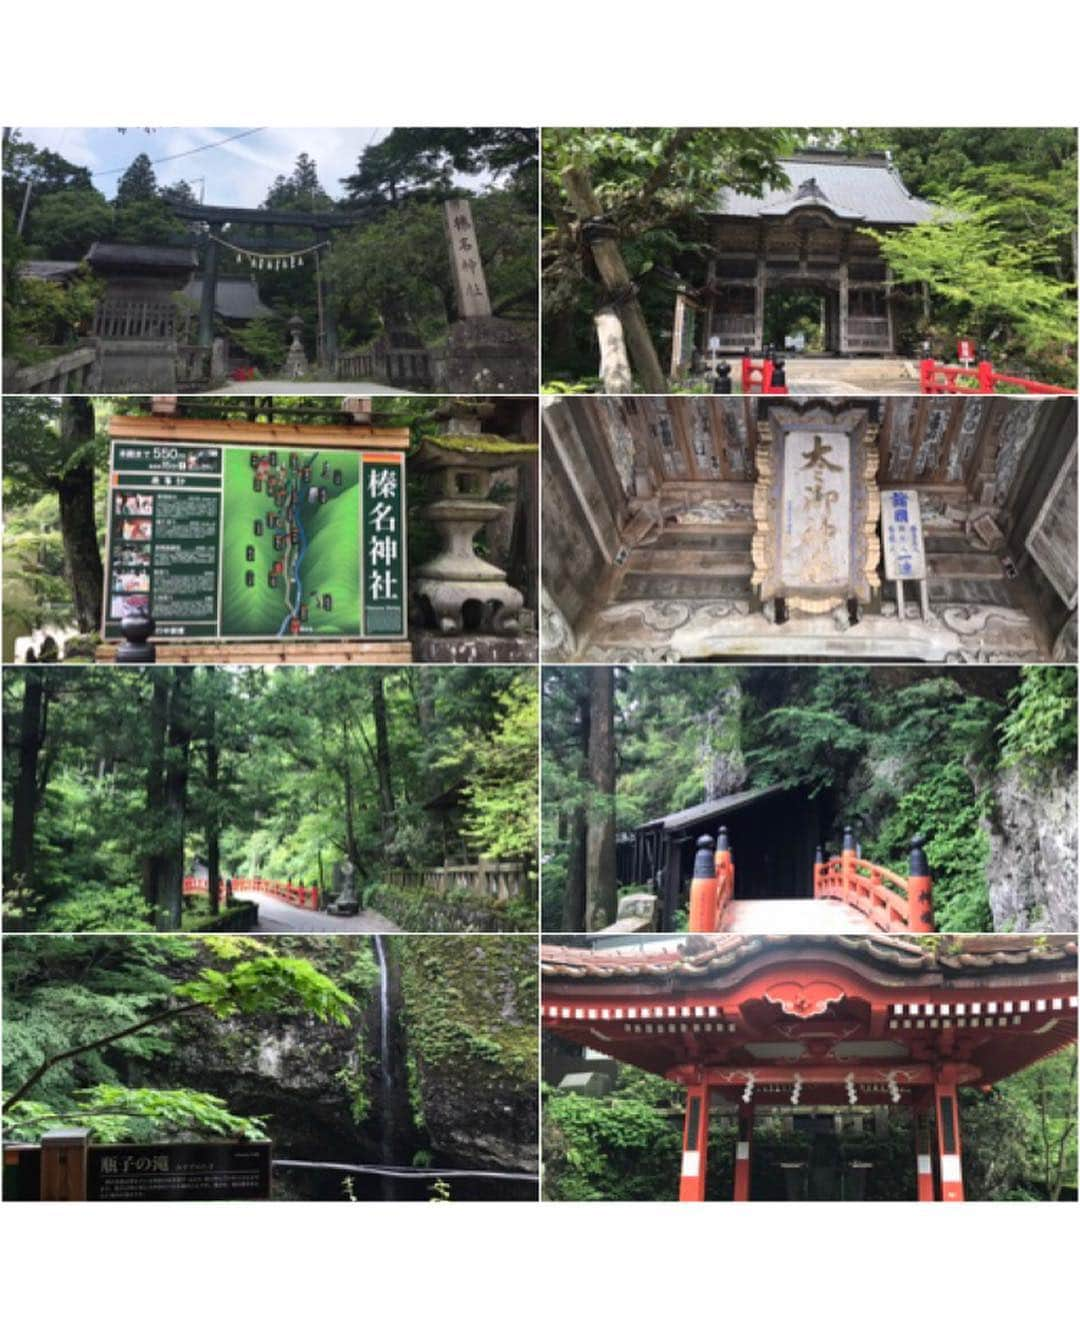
xmin=366 ymin=882 xmax=532 ymax=933
xmin=984 ymin=764 xmax=1078 ymax=932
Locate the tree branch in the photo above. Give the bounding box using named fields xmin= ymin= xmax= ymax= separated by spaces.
xmin=3 ymin=1002 xmax=205 ymax=1112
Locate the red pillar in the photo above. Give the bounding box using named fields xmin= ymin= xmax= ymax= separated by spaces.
xmin=906 ymin=834 xmax=934 ymax=932
xmin=679 ymin=1083 xmax=710 ymax=1202
xmin=733 ymin=1101 xmax=754 ymax=1201
xmin=841 ymin=825 xmax=856 ymax=907
xmin=914 ymin=1106 xmax=936 ymax=1201
xmin=934 ymin=1068 xmax=965 ymax=1202
xmin=688 ymin=835 xmax=718 ymax=933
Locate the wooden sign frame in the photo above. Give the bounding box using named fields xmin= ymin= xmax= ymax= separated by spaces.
xmin=103 ymin=416 xmax=410 ymax=647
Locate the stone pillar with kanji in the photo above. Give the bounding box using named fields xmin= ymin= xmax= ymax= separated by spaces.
xmin=433 ymin=199 xmax=536 ymax=393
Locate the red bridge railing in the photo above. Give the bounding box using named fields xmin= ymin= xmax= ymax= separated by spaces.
xmin=686 ymin=827 xmax=934 ymax=934
xmin=813 ymin=829 xmax=934 ymax=933
xmin=182 ymin=875 xmax=321 ymax=912
xmin=919 ymin=358 xmax=1074 ymax=396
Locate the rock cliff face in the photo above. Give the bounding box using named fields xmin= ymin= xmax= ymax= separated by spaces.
xmin=399 ymin=937 xmax=538 ymax=1173
xmin=984 ymin=765 xmax=1078 ymax=932
xmin=143 ymin=935 xmax=537 ymax=1198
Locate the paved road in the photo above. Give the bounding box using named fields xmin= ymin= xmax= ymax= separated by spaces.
xmin=210 ymin=379 xmax=413 ymax=396
xmin=725 ymin=899 xmax=880 ymax=934
xmin=235 ymin=890 xmax=402 ymax=933
xmin=783 ymin=357 xmax=919 ymax=395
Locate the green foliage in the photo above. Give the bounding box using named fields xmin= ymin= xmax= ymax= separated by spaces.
xmin=176 ymin=955 xmax=355 ymax=1025
xmin=228 ymin=315 xmax=285 ymax=374
xmin=1000 ymin=666 xmax=1078 ymax=773
xmin=4 ymin=267 xmax=102 ymax=360
xmin=869 ymin=189 xmax=1076 ymax=380
xmin=396 ymin=936 xmax=537 ymax=1081
xmin=542 ymin=1069 xmax=683 ymax=1201
xmin=460 ymin=671 xmax=538 ymax=864
xmin=542 ymin=128 xmax=799 ymax=381
xmin=3 ymin=664 xmax=538 ymax=932
xmin=3 ymin=1084 xmax=268 ymax=1143
xmin=865 ymin=762 xmax=992 ymax=931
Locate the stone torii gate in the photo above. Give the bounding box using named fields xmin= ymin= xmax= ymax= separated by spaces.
xmin=542 ymin=934 xmax=1078 ymax=1202
xmin=168 ymin=200 xmax=372 ymax=367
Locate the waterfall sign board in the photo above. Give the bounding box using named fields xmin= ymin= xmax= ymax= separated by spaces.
xmin=86 ymin=1141 xmax=272 ymax=1201
xmin=103 ymin=417 xmax=409 ymax=641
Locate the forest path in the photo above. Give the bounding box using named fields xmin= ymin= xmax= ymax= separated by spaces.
xmin=235 ymin=891 xmax=403 ymax=933
xmin=726 ymin=899 xmax=880 ymax=934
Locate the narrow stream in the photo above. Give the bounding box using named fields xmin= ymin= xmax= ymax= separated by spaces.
xmin=372 ymin=934 xmax=394 ymax=1194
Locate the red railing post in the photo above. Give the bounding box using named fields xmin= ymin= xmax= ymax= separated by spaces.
xmin=688 ymin=834 xmax=718 ymax=933
xmin=715 ymin=823 xmax=734 ymax=928
xmin=906 ymin=834 xmax=934 ymax=932
xmin=977 ymin=360 xmax=994 ymax=392
xmin=813 ymin=844 xmax=826 ymax=898
xmin=841 ymin=825 xmax=856 ymax=909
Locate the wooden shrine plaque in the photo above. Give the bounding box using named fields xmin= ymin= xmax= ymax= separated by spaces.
xmin=752 ymin=406 xmax=880 ymax=613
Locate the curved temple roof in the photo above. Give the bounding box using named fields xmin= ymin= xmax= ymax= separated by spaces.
xmin=712 ymin=154 xmax=937 ymax=226
xmin=542 ymin=933 xmax=1078 ymax=984
xmin=542 ymin=935 xmax=1078 ymax=1097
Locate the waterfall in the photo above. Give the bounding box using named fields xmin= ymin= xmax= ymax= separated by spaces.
xmin=372 ymin=935 xmax=394 ymax=1188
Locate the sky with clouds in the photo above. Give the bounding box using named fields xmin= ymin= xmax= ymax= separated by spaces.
xmin=14 ymin=127 xmax=392 ymax=205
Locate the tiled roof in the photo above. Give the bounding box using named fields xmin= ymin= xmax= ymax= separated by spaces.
xmin=541 ymin=934 xmax=1078 ymax=983
xmin=181 ymin=277 xmax=274 ymax=320
xmin=713 ymin=155 xmax=937 ymax=225
xmin=85 ymin=241 xmax=197 ymax=270
xmin=637 ymin=784 xmax=787 ymax=832
xmin=20 ymin=260 xmax=82 ymax=282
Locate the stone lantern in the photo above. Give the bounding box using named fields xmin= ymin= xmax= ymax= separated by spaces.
xmin=410 ymin=401 xmax=537 ymax=639
xmin=283 ymin=314 xmax=308 ymax=379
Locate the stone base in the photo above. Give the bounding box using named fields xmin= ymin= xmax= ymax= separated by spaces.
xmin=412 ymin=631 xmax=538 ymax=663
xmin=431 ymin=317 xmax=537 ymax=393
xmin=98 ymin=339 xmax=178 ymax=392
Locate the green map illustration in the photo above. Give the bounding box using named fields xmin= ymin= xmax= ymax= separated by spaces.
xmin=221 ymin=447 xmax=361 ymax=636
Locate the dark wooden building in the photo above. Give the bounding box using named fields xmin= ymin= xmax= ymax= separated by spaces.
xmin=627 ymin=783 xmax=824 ymax=928
xmin=688 ymin=151 xmax=935 ymax=359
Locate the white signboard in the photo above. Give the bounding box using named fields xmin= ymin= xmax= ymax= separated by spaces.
xmin=882 ymin=488 xmax=926 ymax=580
xmin=780 ymin=431 xmax=851 ymax=590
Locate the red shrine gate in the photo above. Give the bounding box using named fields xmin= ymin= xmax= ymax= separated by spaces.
xmin=541 ymin=935 xmax=1078 ymax=1201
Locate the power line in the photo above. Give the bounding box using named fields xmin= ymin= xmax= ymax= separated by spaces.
xmin=91 ymin=127 xmax=267 ymax=177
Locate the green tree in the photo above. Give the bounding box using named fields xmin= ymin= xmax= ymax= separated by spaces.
xmin=115 ymin=153 xmax=158 ymax=207
xmin=2 ymin=396 xmax=105 ymax=632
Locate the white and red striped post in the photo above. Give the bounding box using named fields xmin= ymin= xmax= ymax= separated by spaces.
xmin=733 ymin=1100 xmax=754 ymax=1201
xmin=933 ymin=1067 xmax=965 ymax=1202
xmin=913 ymin=1105 xmax=936 ymax=1201
xmin=679 ymin=1082 xmax=711 ymax=1201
